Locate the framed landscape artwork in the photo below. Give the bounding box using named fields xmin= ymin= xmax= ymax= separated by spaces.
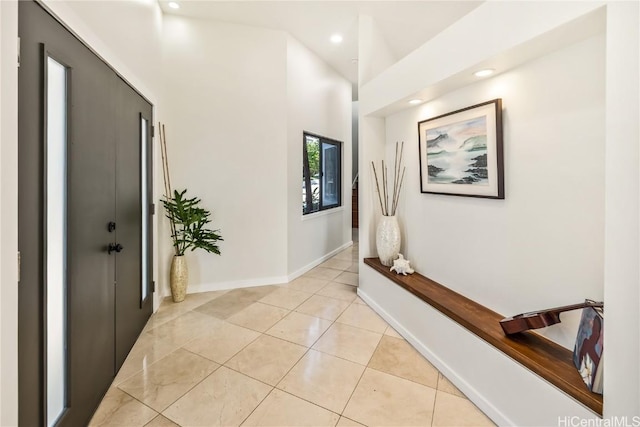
xmin=418 ymin=99 xmax=504 ymax=199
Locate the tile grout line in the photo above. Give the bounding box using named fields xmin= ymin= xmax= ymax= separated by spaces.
xmin=218 ymin=290 xmax=344 ymax=394
xmin=244 ymin=332 xmax=335 ymax=418
xmin=109 ymin=387 xmax=161 ymax=423
xmin=277 ymin=388 xmax=344 ymax=421
xmin=103 ymin=248 xmax=361 ymax=426
xmin=225 ymin=304 xmax=292 ymax=334
xmin=336 ymin=264 xmax=384 ymax=425
xmin=364 ymin=364 xmax=441 ymax=391
xmin=143 ymin=305 xmax=268 ymax=418
xmin=269 ymin=292 xmax=347 ymax=408
xmin=284 ymin=249 xmax=364 ymax=425
xmin=126 ymin=351 xmax=219 ymax=416
xmin=113 ymin=337 xmax=187 ymax=387
xmin=251 ymin=295 xmax=314 ymax=313
xmin=430 ymin=387 xmax=441 ymax=427
xmin=337 ymin=415 xmax=367 ymax=427
xmin=236 ymin=385 xmax=277 ymax=427
xmin=271 ymin=285 xmax=369 ymax=419
xmin=310 ymin=325 xmax=383 ymax=367
xmin=336 ymin=355 xmax=369 ymax=423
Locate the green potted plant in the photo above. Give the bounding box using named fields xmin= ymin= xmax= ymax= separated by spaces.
xmin=162 ymin=189 xmax=223 ymax=302
xmin=159 ymin=123 xmax=222 ymax=302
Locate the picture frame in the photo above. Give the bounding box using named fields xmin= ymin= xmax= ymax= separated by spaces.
xmin=573 ymin=305 xmax=604 ymax=394
xmin=418 ymin=99 xmax=504 ymax=199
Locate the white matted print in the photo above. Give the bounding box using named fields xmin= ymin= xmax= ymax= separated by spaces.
xmin=418 ymin=99 xmax=504 ymax=199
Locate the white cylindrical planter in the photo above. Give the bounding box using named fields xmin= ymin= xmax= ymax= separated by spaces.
xmin=376 ymin=215 xmax=401 ymax=267
xmin=170 ymin=255 xmax=188 ymax=303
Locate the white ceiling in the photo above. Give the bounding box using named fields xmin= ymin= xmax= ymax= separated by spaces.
xmin=158 ymin=1 xmax=481 ymax=93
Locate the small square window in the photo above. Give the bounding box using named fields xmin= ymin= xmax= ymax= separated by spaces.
xmin=302 ymin=132 xmax=342 ymax=215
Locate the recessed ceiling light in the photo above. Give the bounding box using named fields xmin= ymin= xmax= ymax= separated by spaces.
xmin=168 ymin=1 xmax=180 ymax=9
xmin=408 ymin=99 xmax=423 ymax=105
xmin=474 ymin=68 xmax=494 ymax=77
xmin=330 ymin=34 xmax=343 ymax=44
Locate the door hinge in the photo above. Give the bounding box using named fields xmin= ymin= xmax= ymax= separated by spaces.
xmin=151 ymin=126 xmax=155 ymax=138
xmin=17 ymin=37 xmax=21 ymax=68
xmin=17 ymin=251 xmax=21 ymax=283
xmin=151 ymin=203 xmax=155 ymax=215
xmin=152 ymin=281 xmax=156 ymax=292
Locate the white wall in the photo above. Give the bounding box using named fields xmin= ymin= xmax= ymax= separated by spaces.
xmin=0 ymin=2 xmax=18 ymax=424
xmin=386 ymin=34 xmax=605 ymax=349
xmin=603 ymin=1 xmax=640 ymax=417
xmin=358 ymin=15 xmax=396 ymax=86
xmin=359 ymin=0 xmax=639 ymax=422
xmin=360 ymin=1 xmax=605 ymax=117
xmin=359 ymin=115 xmax=386 ymax=257
xmin=43 ymin=0 xmax=164 ymax=101
xmin=161 ymin=15 xmax=289 ymax=294
xmin=358 ymin=270 xmax=597 ymax=426
xmin=358 ymin=14 xmax=395 ymax=260
xmin=286 ymin=36 xmax=352 ymax=277
xmin=0 ymin=1 xmax=163 ymax=423
xmin=352 ymin=101 xmax=359 ymax=182
xmin=0 ymin=27 xmax=3 ymax=417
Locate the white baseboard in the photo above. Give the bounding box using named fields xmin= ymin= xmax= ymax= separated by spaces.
xmin=286 ymin=241 xmax=353 ymax=282
xmin=187 ymin=275 xmax=290 ymax=294
xmin=162 ymin=241 xmax=353 ymax=297
xmin=357 ymin=287 xmax=512 ymax=426
xmin=357 ymin=267 xmax=597 ymax=426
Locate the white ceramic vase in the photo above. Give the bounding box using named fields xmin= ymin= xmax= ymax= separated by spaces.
xmin=170 ymin=255 xmax=188 ymax=303
xmin=376 ymin=215 xmax=401 ymax=267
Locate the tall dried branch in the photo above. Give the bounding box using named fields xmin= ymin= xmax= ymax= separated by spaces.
xmin=392 ymin=141 xmax=405 ymax=215
xmin=371 ymin=162 xmax=386 ymax=216
xmin=372 ymin=141 xmax=406 ymax=217
xmin=159 ymin=122 xmax=178 ymax=252
xmin=382 ymin=161 xmax=389 ymax=215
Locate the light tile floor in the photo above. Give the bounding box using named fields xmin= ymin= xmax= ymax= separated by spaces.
xmin=90 ymin=242 xmax=495 ymax=427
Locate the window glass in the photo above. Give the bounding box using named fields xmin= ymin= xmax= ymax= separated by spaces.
xmin=141 ymin=116 xmax=149 ymax=304
xmin=46 ymin=55 xmax=68 ymax=427
xmin=303 ymin=133 xmax=342 ymax=215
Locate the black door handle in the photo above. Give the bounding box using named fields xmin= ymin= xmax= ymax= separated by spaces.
xmin=108 ymin=243 xmax=123 ymax=254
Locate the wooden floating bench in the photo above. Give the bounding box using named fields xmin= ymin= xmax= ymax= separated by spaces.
xmin=364 ymin=257 xmax=603 ymax=416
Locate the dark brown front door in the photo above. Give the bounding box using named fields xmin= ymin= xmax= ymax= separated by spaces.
xmin=18 ymin=2 xmax=153 ymax=425
xmin=114 ymin=79 xmax=154 ymax=369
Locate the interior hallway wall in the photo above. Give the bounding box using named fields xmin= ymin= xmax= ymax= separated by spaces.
xmin=161 ymin=15 xmax=290 ymax=294
xmin=286 ymin=36 xmax=352 ymax=278
xmin=358 ymin=0 xmax=639 ymax=420
xmin=602 ymin=1 xmax=640 ymax=416
xmin=385 ymin=33 xmax=605 ymax=350
xmin=352 ymin=101 xmax=359 ymax=183
xmin=0 ymin=2 xmax=18 ymax=424
xmin=161 ymin=18 xmax=353 ymax=292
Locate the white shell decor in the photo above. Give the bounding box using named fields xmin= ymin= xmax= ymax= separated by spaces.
xmin=390 ymin=253 xmax=414 ymax=275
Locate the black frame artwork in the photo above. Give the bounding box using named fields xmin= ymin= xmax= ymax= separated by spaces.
xmin=418 ymin=99 xmax=504 ymax=199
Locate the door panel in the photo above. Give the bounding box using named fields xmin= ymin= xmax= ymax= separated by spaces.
xmin=115 ymin=80 xmax=153 ymax=368
xmin=65 ymin=25 xmax=117 ymax=427
xmin=18 ymin=2 xmax=153 ymax=426
xmin=19 ymin=2 xmax=116 ymax=425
